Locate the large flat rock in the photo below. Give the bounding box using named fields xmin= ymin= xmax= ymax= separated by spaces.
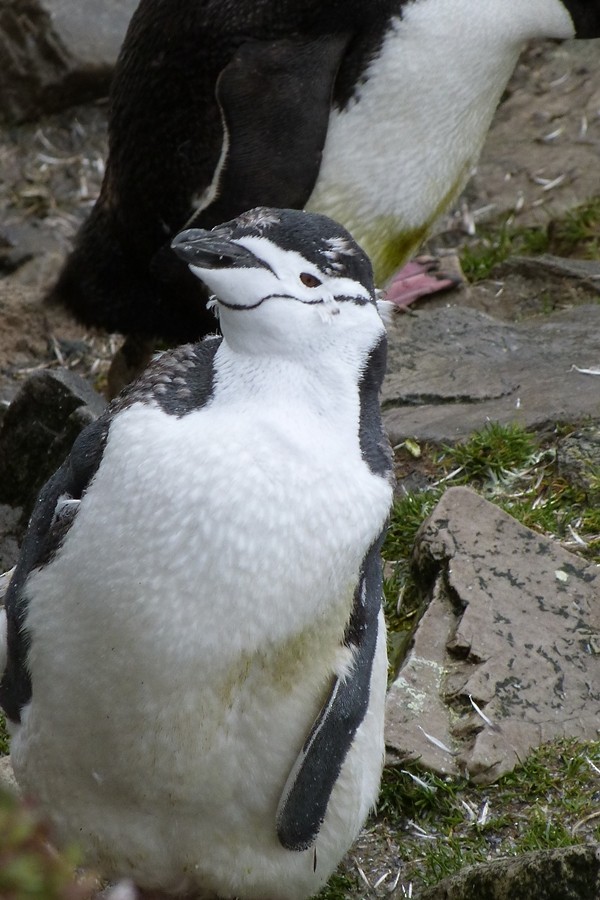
xmin=0 ymin=0 xmax=138 ymax=121
xmin=385 ymin=487 xmax=600 ymax=783
xmin=410 ymin=845 xmax=600 ymax=900
xmin=383 ymin=304 xmax=600 ymax=445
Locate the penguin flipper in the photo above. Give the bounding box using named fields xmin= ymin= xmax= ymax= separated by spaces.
xmin=189 ymin=33 xmax=352 ymax=229
xmin=0 ymin=418 xmax=109 ymax=724
xmin=0 ymin=340 xmax=222 ymax=723
xmin=276 ymin=534 xmax=385 ymax=851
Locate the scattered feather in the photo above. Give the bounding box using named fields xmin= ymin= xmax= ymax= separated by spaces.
xmin=402 ymin=770 xmax=435 ymax=792
xmin=417 ymin=726 xmax=455 ymax=756
xmin=585 ymin=756 xmax=600 ymax=776
xmin=531 ymin=172 xmax=568 ymax=191
xmin=572 ymin=810 xmax=600 ymax=835
xmin=373 ymin=871 xmax=390 ymax=889
xmin=567 ymin=524 xmax=588 ymax=548
xmin=541 ymin=127 xmax=564 ymax=143
xmin=571 ymin=365 xmax=600 ymax=376
xmin=477 ymin=799 xmax=491 ymax=827
xmin=459 ymin=799 xmax=477 ymax=822
xmin=356 ymin=865 xmax=371 ymax=889
xmin=468 ymin=695 xmax=497 ymax=730
xmin=387 ymin=869 xmax=403 ymax=893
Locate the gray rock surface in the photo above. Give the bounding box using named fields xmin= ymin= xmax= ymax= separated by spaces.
xmin=0 ymin=756 xmax=17 ymax=795
xmin=385 ymin=487 xmax=600 ymax=783
xmin=410 ymin=844 xmax=600 ymax=900
xmin=0 ymin=0 xmax=138 ymax=122
xmin=498 ymin=254 xmax=600 ymax=289
xmin=438 ymin=255 xmax=600 ymax=323
xmin=0 ymin=368 xmax=105 ymax=525
xmin=382 ymin=304 xmax=600 ymax=445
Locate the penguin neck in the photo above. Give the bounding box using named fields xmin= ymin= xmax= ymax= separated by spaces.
xmin=210 ymin=336 xmax=367 ymax=434
xmin=308 ymin=0 xmax=575 ymax=282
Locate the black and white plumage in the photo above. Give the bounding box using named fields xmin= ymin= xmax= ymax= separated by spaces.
xmin=47 ymin=0 xmax=600 ymax=344
xmin=1 ymin=208 xmax=394 ymax=899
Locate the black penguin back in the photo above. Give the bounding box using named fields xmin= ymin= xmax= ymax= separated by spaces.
xmin=48 ymin=191 xmax=214 ymax=343
xmin=47 ymin=0 xmax=402 ymax=342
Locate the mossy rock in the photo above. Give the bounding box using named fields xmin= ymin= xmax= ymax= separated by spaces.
xmin=413 ymin=845 xmax=600 ymax=900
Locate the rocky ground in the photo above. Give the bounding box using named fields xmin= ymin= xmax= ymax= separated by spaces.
xmin=0 ymin=33 xmax=599 ymax=900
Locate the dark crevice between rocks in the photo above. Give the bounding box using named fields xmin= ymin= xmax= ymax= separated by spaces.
xmin=381 ymin=390 xmax=516 ymax=410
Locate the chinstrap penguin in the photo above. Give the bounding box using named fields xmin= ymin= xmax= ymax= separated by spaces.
xmin=47 ymin=0 xmax=600 ymax=348
xmin=1 ymin=208 xmax=394 ymax=899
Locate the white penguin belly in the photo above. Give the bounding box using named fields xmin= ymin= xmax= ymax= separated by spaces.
xmin=307 ymin=4 xmax=529 ymax=281
xmin=12 ymin=400 xmax=392 ymax=898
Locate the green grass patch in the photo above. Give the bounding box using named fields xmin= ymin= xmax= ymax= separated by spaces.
xmin=441 ymin=421 xmax=538 ymax=482
xmin=382 ymin=486 xmax=445 ymax=672
xmin=376 ymin=740 xmax=600 ymax=887
xmin=460 ymin=220 xmax=549 ymax=282
xmin=317 ymin=870 xmax=360 ymax=899
xmin=547 ymin=196 xmax=600 ymax=259
xmin=460 ymin=196 xmax=600 ymax=282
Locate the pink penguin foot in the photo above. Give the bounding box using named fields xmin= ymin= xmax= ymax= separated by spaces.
xmin=384 ymin=254 xmax=464 ymax=309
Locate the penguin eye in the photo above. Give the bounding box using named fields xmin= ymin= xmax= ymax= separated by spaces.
xmin=300 ymin=272 xmax=322 ymax=288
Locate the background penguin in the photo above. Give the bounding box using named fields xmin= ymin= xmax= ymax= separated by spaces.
xmin=46 ymin=0 xmax=600 ymax=360
xmin=1 ymin=208 xmax=395 ymax=899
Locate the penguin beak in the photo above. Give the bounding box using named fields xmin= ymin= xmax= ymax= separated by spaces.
xmin=171 ymin=228 xmax=259 ymax=270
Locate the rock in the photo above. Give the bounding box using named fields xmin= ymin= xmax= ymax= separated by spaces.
xmin=0 ymin=368 xmax=105 ymax=519
xmin=0 ymin=756 xmax=18 ymax=796
xmin=0 ymin=229 xmax=34 ymax=275
xmin=0 ymin=280 xmax=97 ymax=408
xmin=385 ymin=487 xmax=600 ymax=783
xmin=558 ymin=425 xmax=600 ymax=501
xmin=0 ymin=0 xmax=138 ymax=122
xmin=434 ymin=254 xmax=600 ymax=323
xmin=410 ymin=844 xmax=600 ymax=900
xmin=498 ymin=255 xmax=600 ymax=290
xmin=382 ymin=304 xmax=600 ymax=445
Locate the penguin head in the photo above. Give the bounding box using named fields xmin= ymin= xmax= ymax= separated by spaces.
xmin=171 ymin=208 xmax=388 ymax=358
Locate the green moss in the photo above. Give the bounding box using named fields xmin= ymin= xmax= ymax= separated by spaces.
xmin=461 ymin=196 xmax=600 ymax=283
xmin=378 ymin=764 xmax=467 ymax=825
xmin=547 ymin=196 xmax=600 ymax=259
xmin=377 ymin=740 xmax=600 ymax=887
xmin=441 ymin=422 xmax=538 ymax=482
xmin=460 ymin=220 xmax=549 ymax=282
xmin=382 ymin=487 xmax=444 ymax=672
xmin=317 ymin=870 xmax=360 ymax=898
